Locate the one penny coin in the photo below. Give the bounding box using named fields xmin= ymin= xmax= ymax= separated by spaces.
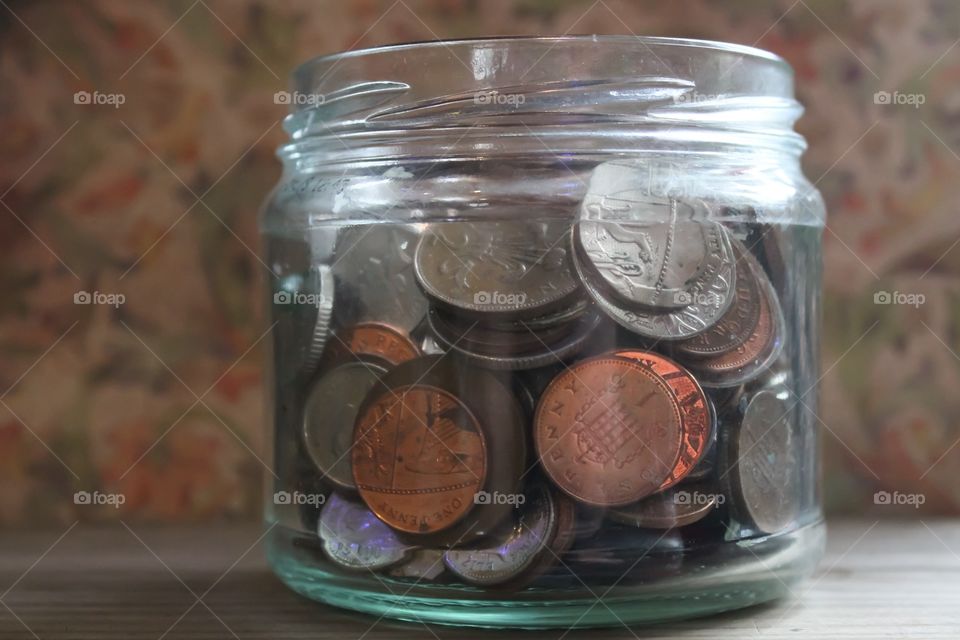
xmin=328 ymin=322 xmax=420 ymax=367
xmin=534 ymin=356 xmax=683 ymax=507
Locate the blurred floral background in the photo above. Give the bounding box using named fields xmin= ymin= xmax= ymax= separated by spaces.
xmin=1 ymin=0 xmax=958 ymax=524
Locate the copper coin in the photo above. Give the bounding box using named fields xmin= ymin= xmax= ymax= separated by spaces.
xmin=681 ymin=247 xmax=784 ymax=388
xmin=534 ymin=356 xmax=683 ymax=507
xmin=328 ymin=322 xmax=420 ymax=367
xmin=612 ymin=350 xmax=714 ymax=490
xmin=352 ymin=384 xmax=487 ymax=535
xmin=675 ymin=240 xmax=763 ymax=358
xmin=608 ymin=482 xmax=721 ymax=529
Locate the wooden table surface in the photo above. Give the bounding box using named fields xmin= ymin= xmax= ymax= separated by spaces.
xmin=0 ymin=519 xmax=957 ymax=639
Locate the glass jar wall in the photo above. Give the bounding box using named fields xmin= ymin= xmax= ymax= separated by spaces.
xmin=261 ymin=36 xmax=825 ymax=629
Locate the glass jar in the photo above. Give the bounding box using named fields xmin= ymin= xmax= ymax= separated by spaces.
xmin=261 ymin=36 xmax=825 ymax=629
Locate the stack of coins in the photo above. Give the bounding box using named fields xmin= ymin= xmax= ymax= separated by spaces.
xmin=278 ymin=166 xmax=804 ymax=588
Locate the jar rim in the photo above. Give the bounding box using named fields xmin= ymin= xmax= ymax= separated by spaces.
xmin=296 ymin=35 xmax=789 ymax=74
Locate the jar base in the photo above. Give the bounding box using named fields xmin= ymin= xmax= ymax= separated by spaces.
xmin=267 ymin=519 xmax=825 ymax=629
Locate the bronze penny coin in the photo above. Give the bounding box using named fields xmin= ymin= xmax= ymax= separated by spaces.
xmin=352 ymin=384 xmax=487 ymax=535
xmin=681 ymin=246 xmax=785 ymax=388
xmin=353 ymin=356 xmax=527 ymax=544
xmin=675 ymin=240 xmax=763 ymax=358
xmin=608 ymin=482 xmax=721 ymax=529
xmin=534 ymin=356 xmax=683 ymax=507
xmin=612 ymin=350 xmax=714 ymax=490
xmin=328 ymin=322 xmax=420 ymax=367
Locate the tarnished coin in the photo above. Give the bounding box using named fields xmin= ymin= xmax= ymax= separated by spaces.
xmin=680 ymin=245 xmax=785 ymax=388
xmin=612 ymin=350 xmax=714 ymax=490
xmin=352 ymin=356 xmax=527 ymax=544
xmin=577 ymin=202 xmax=734 ymax=311
xmin=443 ymin=484 xmax=556 ymax=586
xmin=318 ymin=493 xmax=413 ymax=570
xmin=303 ymin=361 xmax=387 ymax=490
xmin=352 ymin=384 xmax=487 ymax=535
xmin=414 ymin=220 xmax=581 ymax=319
xmin=273 ymin=263 xmax=335 ymax=381
xmin=534 ymin=356 xmax=683 ymax=506
xmin=572 ymin=226 xmax=736 ymax=340
xmin=327 ymin=322 xmax=420 ymax=367
xmin=388 ymin=548 xmax=446 ymax=581
xmin=727 ymin=390 xmax=799 ymax=534
xmin=608 ymin=482 xmax=721 ymax=529
xmin=333 ymin=225 xmax=428 ymax=332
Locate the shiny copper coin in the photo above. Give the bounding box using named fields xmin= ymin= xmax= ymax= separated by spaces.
xmin=612 ymin=350 xmax=714 ymax=490
xmin=352 ymin=385 xmax=487 ymax=535
xmin=328 ymin=322 xmax=420 ymax=367
xmin=534 ymin=356 xmax=683 ymax=507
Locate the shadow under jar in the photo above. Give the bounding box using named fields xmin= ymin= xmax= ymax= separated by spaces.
xmin=261 ymin=36 xmax=826 ymax=629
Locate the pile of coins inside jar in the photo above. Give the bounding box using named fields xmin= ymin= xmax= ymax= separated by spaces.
xmin=274 ymin=162 xmax=805 ymax=589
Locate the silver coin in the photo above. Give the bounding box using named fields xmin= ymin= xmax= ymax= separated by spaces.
xmin=318 ymin=493 xmax=413 ymax=570
xmin=387 ymin=549 xmax=446 ymax=580
xmin=729 ymin=390 xmax=799 ymax=534
xmin=443 ymin=485 xmax=557 ymax=586
xmin=414 ymin=220 xmax=581 ymax=318
xmin=578 ymin=205 xmax=733 ymax=311
xmin=303 ymin=361 xmax=388 ymax=490
xmin=302 ymin=264 xmax=335 ymax=374
xmin=573 ymin=228 xmax=736 ymax=340
xmin=332 ymin=225 xmax=428 ymax=332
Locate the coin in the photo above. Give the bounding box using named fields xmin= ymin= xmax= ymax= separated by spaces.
xmin=303 ymin=361 xmax=388 ymax=490
xmin=608 ymin=482 xmax=721 ymax=529
xmin=572 ymin=226 xmax=736 ymax=340
xmin=388 ymin=548 xmax=446 ymax=580
xmin=726 ymin=390 xmax=799 ymax=534
xmin=679 ymin=246 xmax=785 ymax=387
xmin=352 ymin=356 xmax=527 ymax=544
xmin=318 ymin=493 xmax=413 ymax=570
xmin=303 ymin=265 xmax=336 ymax=374
xmin=675 ymin=241 xmax=762 ymax=358
xmin=611 ymin=350 xmax=714 ymax=490
xmin=333 ymin=225 xmax=428 ymax=332
xmin=352 ymin=384 xmax=487 ymax=535
xmin=414 ymin=220 xmax=581 ymax=319
xmin=443 ymin=484 xmax=556 ymax=586
xmin=428 ymin=306 xmax=601 ymax=370
xmin=577 ymin=204 xmax=734 ymax=311
xmin=327 ymin=322 xmax=420 ymax=367
xmin=534 ymin=356 xmax=683 ymax=506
